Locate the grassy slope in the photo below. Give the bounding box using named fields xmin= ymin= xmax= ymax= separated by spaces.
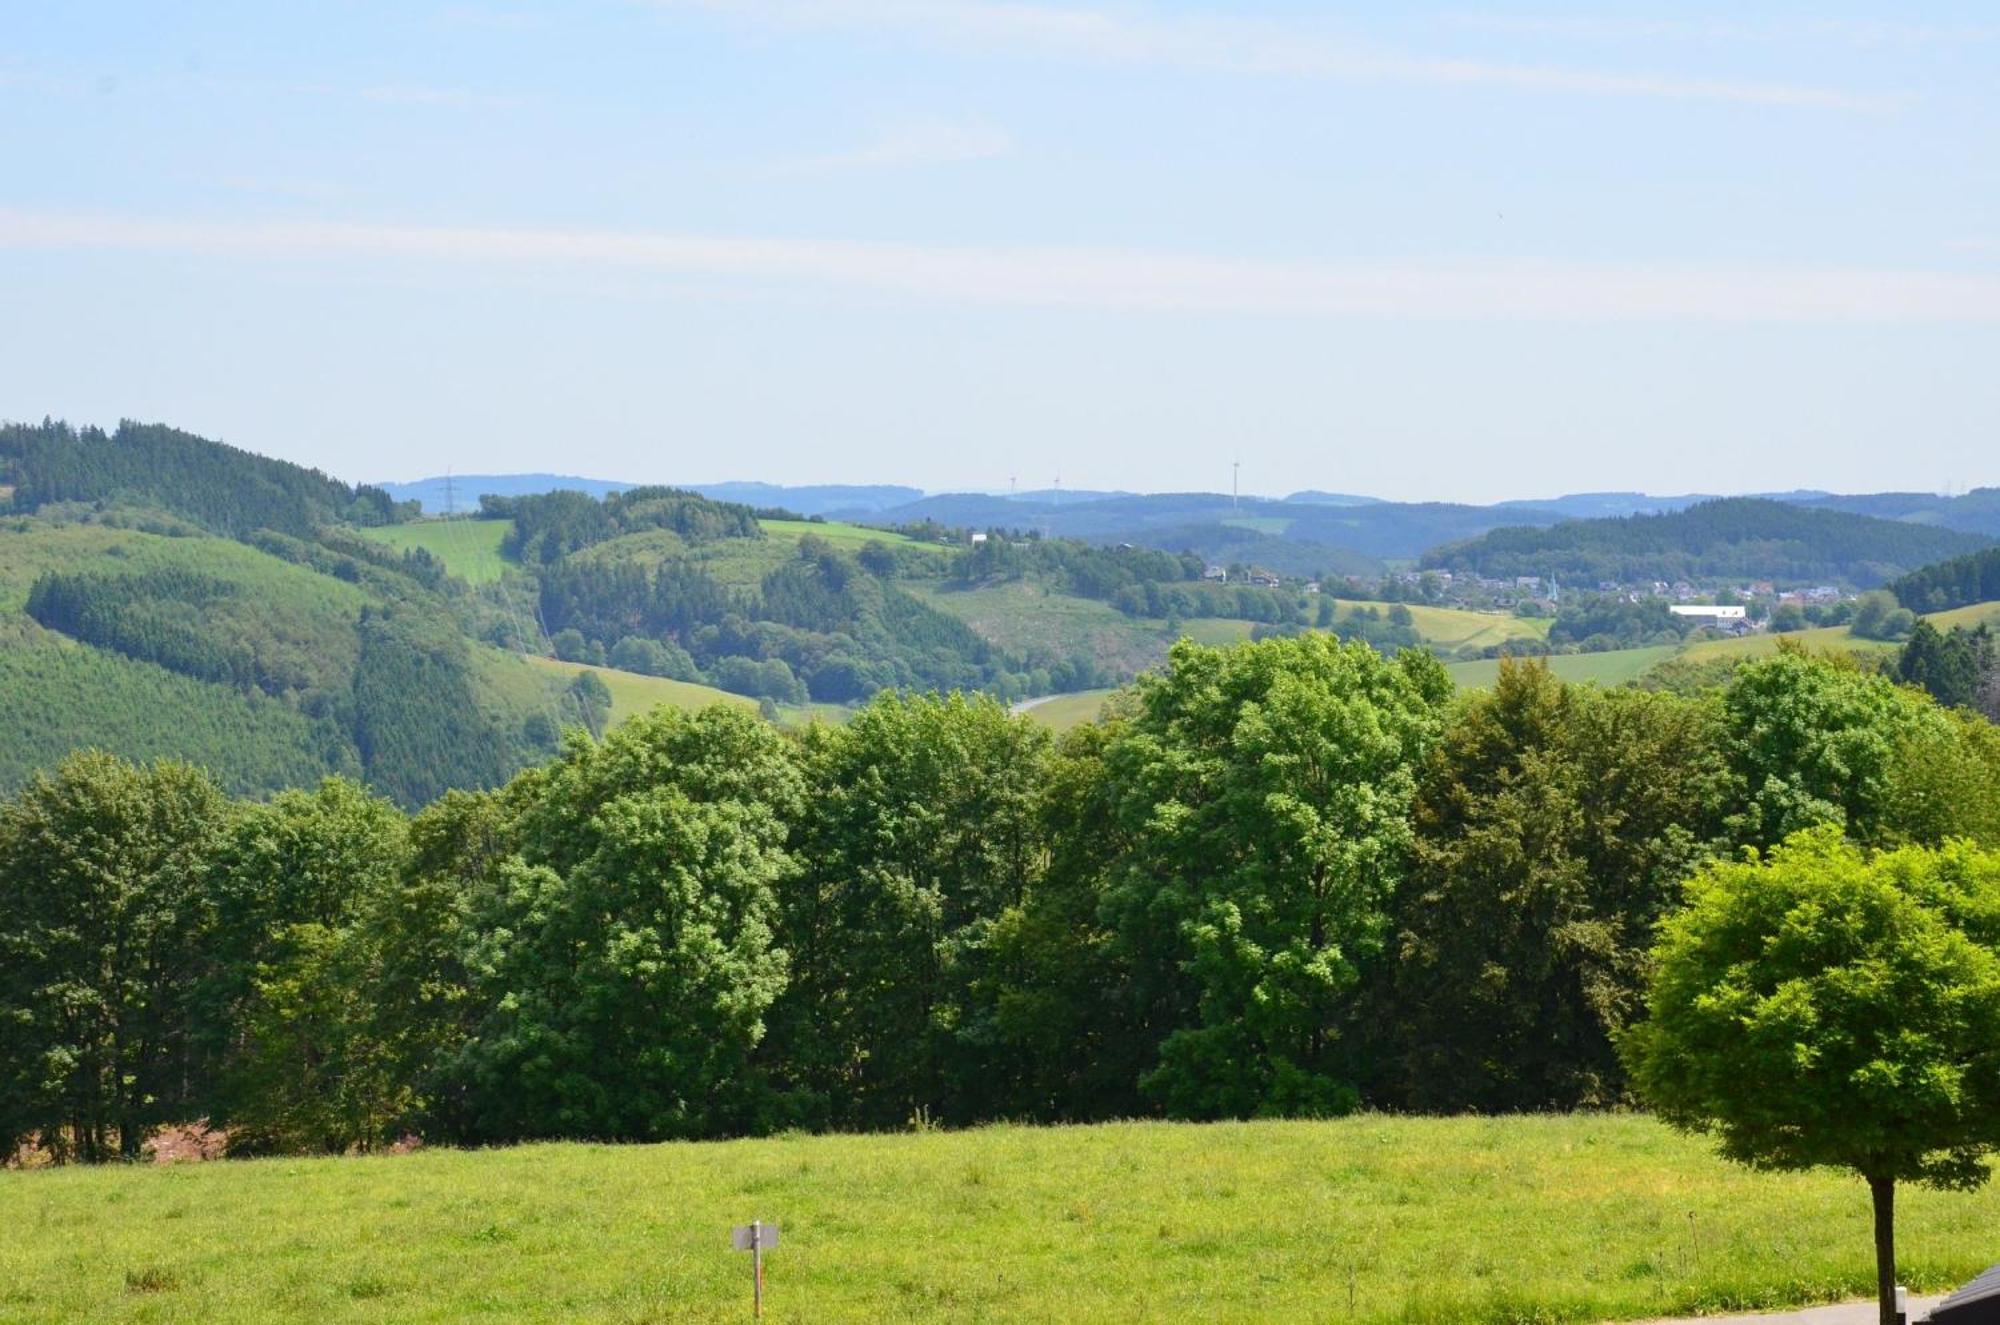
xmin=0 ymin=522 xmax=380 ymax=792
xmin=1323 ymin=600 xmax=1553 ymax=653
xmin=908 ymin=581 xmax=1174 ymax=678
xmin=1018 ymin=688 xmax=1118 ymax=732
xmin=1920 ymin=600 xmax=2000 ymax=632
xmin=758 ymin=518 xmax=931 ymax=550
xmin=354 ymin=518 xmax=513 ymax=585
xmin=514 ymin=653 xmax=757 ymax=724
xmin=1446 ymin=646 xmax=1680 ymax=690
xmin=1679 ymin=625 xmax=1898 ymax=664
xmin=6 ymin=1115 xmax=1998 ymax=1325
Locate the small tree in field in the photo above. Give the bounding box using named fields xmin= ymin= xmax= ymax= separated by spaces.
xmin=1622 ymin=827 xmax=2000 ymax=1325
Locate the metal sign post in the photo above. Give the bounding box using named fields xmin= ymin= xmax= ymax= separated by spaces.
xmin=731 ymin=1221 xmax=779 ymax=1318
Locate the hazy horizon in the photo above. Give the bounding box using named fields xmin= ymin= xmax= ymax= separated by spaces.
xmin=6 ymin=2 xmax=1999 ymax=502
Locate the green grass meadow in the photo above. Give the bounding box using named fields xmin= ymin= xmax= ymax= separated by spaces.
xmin=1446 ymin=646 xmax=1680 ymax=691
xmin=1019 ymin=688 xmax=1118 ymax=731
xmin=6 ymin=1115 xmax=1999 ymax=1324
xmin=354 ymin=518 xmax=514 ymax=585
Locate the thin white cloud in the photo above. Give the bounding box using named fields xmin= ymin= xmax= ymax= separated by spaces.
xmin=5 ymin=210 xmax=1998 ymax=322
xmin=1451 ymin=16 xmax=2000 ymax=49
xmin=659 ymin=0 xmax=1890 ymax=109
xmin=782 ymin=117 xmax=1016 ymax=174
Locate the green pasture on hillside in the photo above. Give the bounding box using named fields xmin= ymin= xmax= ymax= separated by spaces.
xmin=1018 ymin=688 xmax=1118 ymax=732
xmin=757 ymin=518 xmax=932 ymax=550
xmin=5 ymin=1114 xmax=1999 ymax=1324
xmin=1446 ymin=645 xmax=1680 ymax=690
xmin=355 ymin=518 xmax=513 ymax=585
xmin=515 ymin=653 xmax=758 ymax=724
xmin=1679 ymin=625 xmax=1897 ymax=664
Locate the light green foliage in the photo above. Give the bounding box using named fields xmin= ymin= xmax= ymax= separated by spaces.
xmin=1720 ymin=647 xmax=1966 ymax=847
xmin=770 ymin=692 xmax=1051 ymax=1129
xmin=0 ymin=754 xmax=233 ymax=1160
xmin=223 ymin=923 xmax=415 ymax=1156
xmin=450 ymin=708 xmax=803 ymax=1141
xmin=12 ymin=1115 xmax=2000 ymax=1323
xmin=1387 ymin=660 xmax=1731 ymax=1110
xmin=1623 ymin=829 xmax=2000 ymax=1322
xmin=1627 ymin=828 xmax=2000 ymax=1184
xmin=1097 ymin=636 xmax=1451 ymax=1118
xmin=207 ymin=779 xmax=411 ymax=1152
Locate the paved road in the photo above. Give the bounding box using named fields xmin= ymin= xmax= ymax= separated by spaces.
xmin=1637 ymin=1297 xmax=1942 ymax=1325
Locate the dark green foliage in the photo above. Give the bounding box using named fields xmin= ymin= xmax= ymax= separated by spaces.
xmin=449 ymin=708 xmax=802 ymax=1141
xmin=0 ymin=754 xmax=233 ymax=1160
xmin=0 ymin=419 xmax=414 ymax=535
xmin=1549 ymin=594 xmax=1693 ymax=649
xmin=490 ymin=486 xmax=761 ymax=563
xmin=1850 ymin=589 xmax=1917 ymax=641
xmin=351 ymin=607 xmax=512 ymax=808
xmin=29 ymin=568 xmax=275 ymax=692
xmin=768 ymin=692 xmax=1052 ymax=1130
xmin=1891 ymin=545 xmax=2000 ymax=613
xmin=1898 ymin=621 xmax=1995 ymax=709
xmin=538 ymin=558 xmax=736 ymax=642
xmin=1089 ymin=636 xmax=1452 ymax=1119
xmin=1383 ymin=661 xmax=1730 ymax=1110
xmin=1426 ymin=498 xmax=1990 ymax=587
xmin=0 ymin=634 xmax=351 ymax=797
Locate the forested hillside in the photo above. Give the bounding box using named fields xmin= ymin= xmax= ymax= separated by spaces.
xmin=1 ymin=420 xmax=414 ymax=535
xmin=1423 ymin=497 xmax=1990 ymax=586
xmin=1892 ymin=545 xmax=2000 ymax=613
xmin=0 ymin=422 xmax=1277 ymax=800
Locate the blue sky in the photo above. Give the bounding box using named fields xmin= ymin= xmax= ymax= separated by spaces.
xmin=3 ymin=2 xmax=1997 ymax=501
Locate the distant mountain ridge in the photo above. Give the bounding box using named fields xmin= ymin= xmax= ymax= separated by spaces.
xmin=368 ymin=473 xmax=2000 ymax=563
xmin=376 ymin=475 xmax=923 ymax=517
xmin=1424 ymin=498 xmax=1992 ymax=588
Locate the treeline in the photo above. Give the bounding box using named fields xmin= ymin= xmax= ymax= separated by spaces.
xmin=485 ymin=486 xmax=762 ymax=564
xmin=1898 ymin=621 xmax=2000 ymax=717
xmin=1425 ymin=498 xmax=1989 ymax=587
xmin=0 ymin=419 xmax=413 ymax=535
xmin=948 ymin=534 xmax=1308 ymax=623
xmin=9 ymin=638 xmax=2000 ymax=1160
xmin=1893 ymin=545 xmax=2000 ymax=614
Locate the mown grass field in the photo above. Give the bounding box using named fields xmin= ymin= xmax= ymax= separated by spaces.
xmin=1446 ymin=645 xmax=1680 ymax=690
xmin=5 ymin=1115 xmax=1999 ymax=1324
xmin=354 ymin=518 xmax=513 ymax=584
xmin=515 ymin=653 xmax=759 ymax=724
xmin=757 ymin=518 xmax=932 ymax=551
xmin=908 ymin=581 xmax=1176 ymax=679
xmin=1323 ymin=600 xmax=1553 ymax=654
xmin=1018 ymin=687 xmax=1118 ymax=731
xmin=1679 ymin=625 xmax=1898 ymax=664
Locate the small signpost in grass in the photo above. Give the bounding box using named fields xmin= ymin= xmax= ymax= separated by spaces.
xmin=731 ymin=1221 xmax=779 ymax=1318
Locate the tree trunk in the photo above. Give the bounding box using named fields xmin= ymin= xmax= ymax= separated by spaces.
xmin=1869 ymin=1173 xmax=1897 ymax=1325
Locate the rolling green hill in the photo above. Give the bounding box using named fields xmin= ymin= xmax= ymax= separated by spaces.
xmin=1425 ymin=497 xmax=1990 ymax=588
